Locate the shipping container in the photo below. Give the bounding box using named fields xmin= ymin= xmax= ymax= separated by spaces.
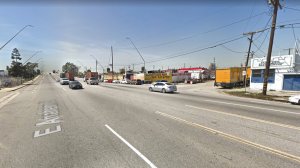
xmin=215 ymin=67 xmax=243 ymax=88
xmin=65 ymin=72 xmax=74 ymax=81
xmin=84 ymin=72 xmax=98 ymax=81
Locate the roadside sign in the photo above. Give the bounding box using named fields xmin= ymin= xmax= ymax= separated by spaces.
xmin=242 ymin=71 xmax=246 ymax=76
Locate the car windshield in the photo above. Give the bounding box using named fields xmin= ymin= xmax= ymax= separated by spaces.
xmin=1 ymin=1 xmax=300 ymax=168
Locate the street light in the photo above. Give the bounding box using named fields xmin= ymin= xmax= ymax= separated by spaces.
xmin=0 ymin=25 xmax=33 ymax=51
xmin=126 ymin=37 xmax=146 ymax=73
xmin=90 ymin=54 xmax=105 ymax=73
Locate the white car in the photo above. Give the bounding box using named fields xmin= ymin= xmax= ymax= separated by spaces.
xmin=60 ymin=78 xmax=69 ymax=85
xmin=112 ymin=80 xmax=120 ymax=83
xmin=288 ymin=95 xmax=300 ymax=105
xmin=120 ymin=79 xmax=128 ymax=84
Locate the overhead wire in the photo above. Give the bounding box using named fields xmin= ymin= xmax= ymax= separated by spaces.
xmin=117 ymin=11 xmax=268 ymax=50
xmin=114 ymin=35 xmax=246 ymax=67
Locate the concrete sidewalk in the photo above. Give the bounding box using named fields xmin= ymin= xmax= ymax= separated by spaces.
xmin=175 ymin=80 xmax=299 ymax=102
xmin=219 ymin=86 xmax=299 ymax=102
xmin=0 ymin=75 xmax=40 ymax=93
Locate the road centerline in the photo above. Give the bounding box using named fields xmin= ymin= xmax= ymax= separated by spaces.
xmin=155 ymin=111 xmax=300 ymax=164
xmin=185 ymin=104 xmax=300 ymax=131
xmin=105 ymin=124 xmax=157 ymax=168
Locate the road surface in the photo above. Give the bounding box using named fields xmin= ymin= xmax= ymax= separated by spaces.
xmin=1 ymin=74 xmax=300 ymax=168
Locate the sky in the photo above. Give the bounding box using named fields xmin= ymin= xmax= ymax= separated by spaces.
xmin=0 ymin=0 xmax=300 ymax=73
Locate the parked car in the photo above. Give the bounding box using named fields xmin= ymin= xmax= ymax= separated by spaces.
xmin=120 ymin=79 xmax=128 ymax=84
xmin=112 ymin=80 xmax=120 ymax=83
xmin=155 ymin=80 xmax=168 ymax=83
xmin=289 ymin=95 xmax=300 ymax=105
xmin=60 ymin=78 xmax=69 ymax=85
xmin=149 ymin=82 xmax=177 ymax=93
xmin=87 ymin=77 xmax=99 ymax=85
xmin=69 ymin=80 xmax=83 ymax=89
xmin=130 ymin=79 xmax=142 ymax=85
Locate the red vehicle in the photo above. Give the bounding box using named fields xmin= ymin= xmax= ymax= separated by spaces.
xmin=84 ymin=72 xmax=98 ymax=82
xmin=65 ymin=72 xmax=74 ymax=81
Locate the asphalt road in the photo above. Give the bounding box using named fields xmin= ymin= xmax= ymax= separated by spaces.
xmin=1 ymin=74 xmax=300 ymax=168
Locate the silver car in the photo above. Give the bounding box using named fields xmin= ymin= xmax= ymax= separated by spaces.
xmin=149 ymin=82 xmax=177 ymax=93
xmin=87 ymin=77 xmax=99 ymax=85
xmin=60 ymin=78 xmax=69 ymax=85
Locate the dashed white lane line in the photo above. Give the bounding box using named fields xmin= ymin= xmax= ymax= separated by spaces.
xmin=185 ymin=105 xmax=300 ymax=131
xmin=0 ymin=92 xmax=20 ymax=109
xmin=155 ymin=111 xmax=300 ymax=164
xmin=105 ymin=124 xmax=157 ymax=168
xmin=202 ymin=99 xmax=300 ymax=115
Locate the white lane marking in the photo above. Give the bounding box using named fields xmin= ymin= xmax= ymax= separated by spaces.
xmin=34 ymin=125 xmax=62 ymax=138
xmin=0 ymin=92 xmax=20 ymax=109
xmin=105 ymin=124 xmax=157 ymax=168
xmin=202 ymin=99 xmax=300 ymax=115
xmin=249 ymin=100 xmax=271 ymax=105
xmin=62 ymin=87 xmax=66 ymax=91
xmin=186 ymin=105 xmax=300 ymax=131
xmin=155 ymin=111 xmax=300 ymax=163
xmin=0 ymin=93 xmax=15 ymax=102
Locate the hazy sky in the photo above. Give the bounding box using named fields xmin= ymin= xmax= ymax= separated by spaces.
xmin=0 ymin=0 xmax=300 ymax=72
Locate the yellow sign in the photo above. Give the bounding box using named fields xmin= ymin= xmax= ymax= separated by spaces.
xmin=145 ymin=73 xmax=172 ymax=82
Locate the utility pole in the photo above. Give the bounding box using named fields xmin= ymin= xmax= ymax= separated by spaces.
xmin=96 ymin=59 xmax=98 ymax=73
xmin=243 ymin=32 xmax=254 ymax=92
xmin=283 ymin=48 xmax=293 ymax=55
xmin=111 ymin=46 xmax=114 ymax=81
xmin=262 ymin=0 xmax=281 ymax=95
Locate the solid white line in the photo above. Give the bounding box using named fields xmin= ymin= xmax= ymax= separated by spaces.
xmin=202 ymin=99 xmax=300 ymax=115
xmin=0 ymin=92 xmax=20 ymax=109
xmin=0 ymin=93 xmax=15 ymax=102
xmin=105 ymin=124 xmax=157 ymax=168
xmin=155 ymin=111 xmax=300 ymax=163
xmin=186 ymin=105 xmax=300 ymax=131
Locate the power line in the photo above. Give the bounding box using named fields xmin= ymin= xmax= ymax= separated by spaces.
xmin=117 ymin=11 xmax=268 ymax=50
xmin=252 ymin=41 xmax=267 ymax=55
xmin=285 ymin=7 xmax=300 ymax=12
xmin=115 ymin=35 xmax=246 ymax=67
xmin=220 ymin=44 xmax=246 ymax=54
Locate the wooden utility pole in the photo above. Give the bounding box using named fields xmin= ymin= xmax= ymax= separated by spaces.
xmin=243 ymin=32 xmax=254 ymax=92
xmin=262 ymin=0 xmax=281 ymax=95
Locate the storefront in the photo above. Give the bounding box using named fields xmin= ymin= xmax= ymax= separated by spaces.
xmin=250 ymin=53 xmax=300 ymax=91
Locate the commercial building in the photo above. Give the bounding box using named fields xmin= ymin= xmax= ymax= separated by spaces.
xmin=250 ymin=52 xmax=300 ymax=91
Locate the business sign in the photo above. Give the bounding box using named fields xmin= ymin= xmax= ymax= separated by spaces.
xmin=251 ymin=55 xmax=293 ymax=69
xmin=145 ymin=73 xmax=172 ymax=82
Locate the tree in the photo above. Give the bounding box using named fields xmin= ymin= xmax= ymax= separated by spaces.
xmin=62 ymin=62 xmax=79 ymax=76
xmin=7 ymin=48 xmax=23 ymax=77
xmin=23 ymin=62 xmax=38 ymax=79
xmin=11 ymin=48 xmax=22 ymax=64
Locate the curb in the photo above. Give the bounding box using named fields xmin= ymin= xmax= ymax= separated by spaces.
xmin=1 ymin=76 xmax=40 ymax=92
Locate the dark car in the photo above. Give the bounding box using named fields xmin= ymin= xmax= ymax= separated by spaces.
xmin=69 ymin=80 xmax=83 ymax=89
xmin=130 ymin=79 xmax=142 ymax=85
